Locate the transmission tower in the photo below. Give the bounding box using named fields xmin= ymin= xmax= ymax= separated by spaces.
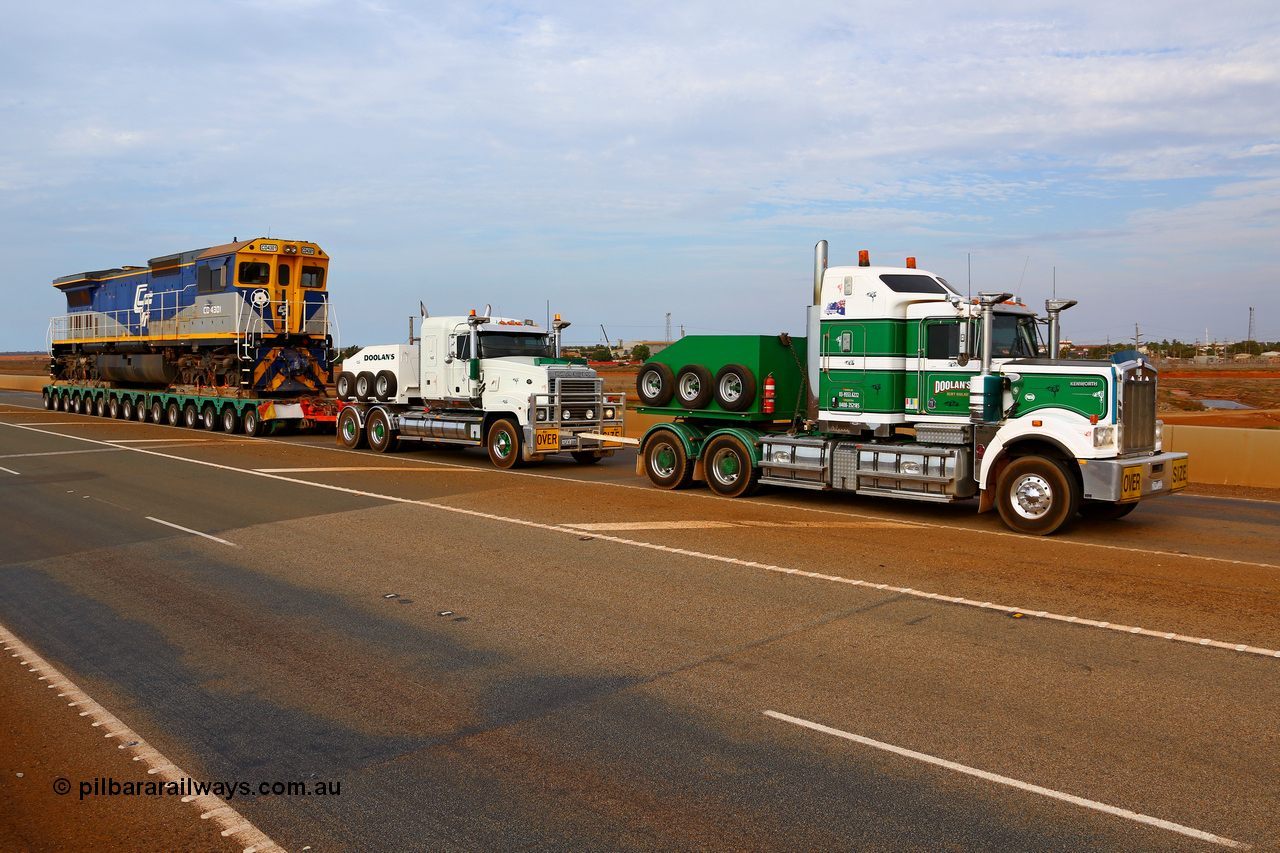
xmin=1248 ymin=307 xmax=1256 ymax=342
xmin=665 ymin=313 xmax=672 ymax=343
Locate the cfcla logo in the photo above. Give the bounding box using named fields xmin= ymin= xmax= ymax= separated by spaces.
xmin=133 ymin=285 xmax=152 ymax=327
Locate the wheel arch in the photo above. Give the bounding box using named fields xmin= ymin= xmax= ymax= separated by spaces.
xmin=979 ymin=434 xmax=1079 ymax=490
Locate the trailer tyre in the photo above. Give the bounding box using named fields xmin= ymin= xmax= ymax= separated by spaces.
xmin=366 ymin=409 xmax=400 ymax=453
xmin=486 ymin=418 xmax=524 ymax=469
xmin=150 ymin=400 xmax=165 ymax=423
xmin=571 ymin=451 xmax=603 ymax=464
xmin=995 ymin=455 xmax=1079 ymax=535
xmin=374 ymin=370 xmax=397 ymax=401
xmin=183 ymin=403 xmax=201 ymax=429
xmin=704 ymin=434 xmax=762 ymax=498
xmin=43 ymin=389 xmax=54 ymax=410
xmin=93 ymin=396 xmax=106 ymax=417
xmin=221 ymin=406 xmax=242 ymax=434
xmin=201 ymin=404 xmax=219 ymax=431
xmin=643 ymin=431 xmax=694 ymax=490
xmin=674 ymin=365 xmax=714 ymax=409
xmin=108 ymin=396 xmax=120 ymax=419
xmin=166 ymin=401 xmax=181 ymax=426
xmin=134 ymin=398 xmax=148 ymax=421
xmin=335 ymin=371 xmax=355 ymax=400
xmin=336 ymin=407 xmax=365 ymax=448
xmin=120 ymin=397 xmax=134 ymax=421
xmin=354 ymin=371 xmax=376 ymax=401
xmin=714 ymin=364 xmax=757 ymax=412
xmin=1078 ymin=500 xmax=1139 ymax=521
xmin=636 ymin=363 xmax=676 ymax=407
xmin=244 ymin=406 xmax=266 ymax=437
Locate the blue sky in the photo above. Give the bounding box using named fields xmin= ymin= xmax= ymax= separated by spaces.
xmin=3 ymin=0 xmax=1279 ymax=350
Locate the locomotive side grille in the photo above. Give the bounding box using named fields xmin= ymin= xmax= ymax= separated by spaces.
xmin=1121 ymin=367 xmax=1157 ymax=454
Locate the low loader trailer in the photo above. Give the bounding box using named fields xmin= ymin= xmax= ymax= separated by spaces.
xmin=634 ymin=241 xmax=1188 ymax=535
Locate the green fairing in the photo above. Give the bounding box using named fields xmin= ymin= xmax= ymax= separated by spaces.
xmin=821 ymin=319 xmax=908 ymax=357
xmin=818 ymin=370 xmax=906 ymax=414
xmin=1010 ymin=374 xmax=1108 ymax=418
xmin=699 ymin=426 xmax=766 ymax=465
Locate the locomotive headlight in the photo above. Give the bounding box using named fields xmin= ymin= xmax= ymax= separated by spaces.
xmin=585 ymin=407 xmax=596 ymax=420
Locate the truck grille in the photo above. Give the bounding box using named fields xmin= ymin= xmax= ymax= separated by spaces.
xmin=553 ymin=377 xmax=604 ymax=422
xmin=1120 ymin=365 xmax=1157 ymax=454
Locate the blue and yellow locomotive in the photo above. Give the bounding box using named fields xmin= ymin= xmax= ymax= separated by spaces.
xmin=50 ymin=237 xmax=334 ymax=395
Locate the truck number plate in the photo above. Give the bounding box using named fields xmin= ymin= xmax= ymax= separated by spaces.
xmin=1171 ymin=458 xmax=1188 ymax=491
xmin=1121 ymin=465 xmax=1142 ymax=502
xmin=603 ymin=425 xmax=622 ymax=440
xmin=535 ymin=429 xmax=559 ymax=451
xmin=560 ymin=435 xmax=578 ymax=447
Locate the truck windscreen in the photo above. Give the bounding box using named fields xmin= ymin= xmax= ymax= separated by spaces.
xmin=986 ymin=314 xmax=1042 ymax=358
xmin=479 ymin=333 xmax=554 ymax=358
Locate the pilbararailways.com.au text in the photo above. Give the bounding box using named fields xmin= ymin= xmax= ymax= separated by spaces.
xmin=60 ymin=777 xmax=342 ymax=800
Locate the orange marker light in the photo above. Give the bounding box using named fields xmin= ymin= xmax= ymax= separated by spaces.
xmin=858 ymin=250 xmax=870 ymax=267
xmin=1032 ymin=420 xmax=1042 ymax=427
xmin=469 ymin=309 xmax=477 ymax=316
xmin=906 ymin=257 xmax=916 ymax=269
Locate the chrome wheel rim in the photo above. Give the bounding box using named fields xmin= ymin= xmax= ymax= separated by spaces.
xmin=1011 ymin=474 xmax=1053 ymax=519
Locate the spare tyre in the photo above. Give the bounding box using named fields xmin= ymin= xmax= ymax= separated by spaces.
xmin=714 ymin=363 xmax=757 ymax=412
xmin=674 ymin=364 xmax=714 ymax=409
xmin=636 ymin=363 xmax=676 ymax=407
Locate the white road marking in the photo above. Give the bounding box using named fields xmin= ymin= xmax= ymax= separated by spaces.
xmin=145 ymin=517 xmax=238 ymax=547
xmin=0 ymin=622 xmax=286 ymax=852
xmin=764 ymin=710 xmax=1251 ymax=850
xmin=107 ymin=439 xmax=214 ymax=444
xmin=0 ymin=465 xmax=19 ymax=475
xmin=567 ymin=521 xmax=739 ymax=531
xmin=0 ymin=448 xmax=121 ymax=459
xmin=6 ymin=422 xmax=1279 ymax=659
xmin=253 ymin=466 xmax=480 ymax=473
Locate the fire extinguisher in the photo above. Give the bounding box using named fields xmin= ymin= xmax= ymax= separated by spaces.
xmin=763 ymin=373 xmax=776 ymax=414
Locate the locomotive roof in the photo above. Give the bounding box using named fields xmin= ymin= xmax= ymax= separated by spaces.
xmin=52 ymin=238 xmax=321 ymax=289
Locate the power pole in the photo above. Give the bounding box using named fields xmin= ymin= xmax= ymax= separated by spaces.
xmin=665 ymin=313 xmax=672 ymax=343
xmin=1134 ymin=323 xmax=1140 ymax=352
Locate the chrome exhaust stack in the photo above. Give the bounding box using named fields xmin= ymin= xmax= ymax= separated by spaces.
xmin=1045 ymin=298 xmax=1077 ymax=359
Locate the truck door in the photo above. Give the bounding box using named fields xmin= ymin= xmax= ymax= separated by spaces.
xmin=421 ymin=335 xmax=439 ymax=393
xmin=917 ymin=319 xmax=973 ymax=418
xmin=818 ymin=323 xmax=866 ymax=415
xmin=445 ymin=331 xmax=473 ymax=399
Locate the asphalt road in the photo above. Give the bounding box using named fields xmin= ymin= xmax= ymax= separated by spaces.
xmin=1 ymin=387 xmax=1277 ymax=852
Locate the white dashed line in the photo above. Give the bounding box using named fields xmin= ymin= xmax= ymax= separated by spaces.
xmin=764 ymin=710 xmax=1251 ymax=849
xmin=145 ymin=517 xmax=238 ymax=547
xmin=0 ymin=448 xmax=121 ymax=459
xmin=0 ymin=465 xmax=19 ymax=475
xmin=0 ymin=623 xmax=286 ymax=853
xmin=6 ymin=422 xmax=1278 ymax=660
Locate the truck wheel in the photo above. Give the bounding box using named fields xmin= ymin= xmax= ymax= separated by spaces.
xmin=201 ymin=404 xmax=219 ymax=431
xmin=1078 ymin=501 xmax=1139 ymax=521
xmin=335 ymin=371 xmax=355 ymax=400
xmin=134 ymin=399 xmax=147 ymax=421
xmin=571 ymin=451 xmax=602 ymax=464
xmin=121 ymin=397 xmax=135 ymax=421
xmin=108 ymin=396 xmax=120 ymax=419
xmin=243 ymin=406 xmax=266 ymax=437
xmin=150 ymin=400 xmax=165 ymax=424
xmin=221 ymin=406 xmax=242 ymax=434
xmin=183 ymin=403 xmax=201 ymax=428
xmin=643 ymin=431 xmax=693 ymax=490
xmin=704 ymin=434 xmax=762 ymax=498
xmin=336 ymin=407 xmax=365 ymax=448
xmin=167 ymin=401 xmax=182 ymax=426
xmin=996 ymin=456 xmax=1079 ymax=535
xmin=375 ymin=370 xmax=397 ymax=401
xmin=486 ymin=418 xmax=524 ymax=469
xmin=70 ymin=393 xmax=82 ymax=414
xmin=714 ymin=364 xmax=757 ymax=412
xmin=93 ymin=396 xmax=105 ymax=417
xmin=354 ymin=371 xmax=375 ymax=401
xmin=367 ymin=409 xmax=400 ymax=453
xmin=675 ymin=365 xmax=714 ymax=409
xmin=636 ymin=363 xmax=676 ymax=407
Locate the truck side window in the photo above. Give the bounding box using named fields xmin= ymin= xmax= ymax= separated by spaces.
xmin=926 ymin=323 xmax=959 ymax=360
xmin=456 ymin=336 xmax=470 ymax=359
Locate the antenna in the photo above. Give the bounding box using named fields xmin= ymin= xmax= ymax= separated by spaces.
xmin=1015 ymin=256 xmax=1030 ymax=302
xmin=967 ymin=253 xmax=971 ymax=302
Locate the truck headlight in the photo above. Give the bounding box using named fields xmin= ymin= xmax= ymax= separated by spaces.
xmin=536 ymin=407 xmax=549 ymax=422
xmin=1154 ymin=420 xmax=1163 ymax=451
xmin=604 ymin=407 xmax=616 ymax=419
xmin=585 ymin=407 xmax=595 ymax=420
xmin=562 ymin=408 xmax=572 ymax=421
xmin=1092 ymin=425 xmax=1116 ymax=448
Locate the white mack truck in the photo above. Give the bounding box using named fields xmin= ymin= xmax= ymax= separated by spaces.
xmin=634 ymin=241 xmax=1189 ymax=535
xmin=333 ymin=307 xmax=625 ymax=468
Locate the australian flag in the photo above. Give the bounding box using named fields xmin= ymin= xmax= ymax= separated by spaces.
xmin=825 ymin=299 xmax=846 ymax=316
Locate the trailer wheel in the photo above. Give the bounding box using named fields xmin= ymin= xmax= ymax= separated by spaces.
xmin=354 ymin=371 xmax=376 ymax=401
xmin=221 ymin=406 xmax=242 ymax=434
xmin=133 ymin=399 xmax=147 ymax=421
xmin=92 ymin=396 xmax=104 ymax=417
xmin=70 ymin=393 xmax=82 ymax=414
xmin=336 ymin=407 xmax=365 ymax=448
xmin=150 ymin=400 xmax=164 ymax=423
xmin=108 ymin=396 xmax=120 ymax=419
xmin=42 ymin=389 xmax=54 ymax=409
xmin=571 ymin=451 xmax=602 ymax=464
xmin=486 ymin=418 xmax=524 ymax=469
xmin=120 ymin=397 xmax=134 ymax=421
xmin=714 ymin=364 xmax=757 ymax=412
xmin=183 ymin=403 xmax=201 ymax=429
xmin=244 ymin=406 xmax=266 ymax=437
xmin=995 ymin=456 xmax=1079 ymax=535
xmin=366 ymin=409 xmax=400 ymax=453
xmin=335 ymin=371 xmax=355 ymax=400
xmin=674 ymin=365 xmax=714 ymax=409
xmin=167 ymin=401 xmax=182 ymax=426
xmin=201 ymin=404 xmax=220 ymax=431
xmin=643 ymin=431 xmax=693 ymax=490
xmin=636 ymin=363 xmax=676 ymax=407
xmin=1078 ymin=501 xmax=1138 ymax=521
xmin=375 ymin=370 xmax=397 ymax=401
xmin=704 ymin=434 xmax=762 ymax=498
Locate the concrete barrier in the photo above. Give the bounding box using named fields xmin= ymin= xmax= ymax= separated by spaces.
xmin=0 ymin=374 xmax=46 ymax=393
xmin=1164 ymin=424 xmax=1280 ymax=489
